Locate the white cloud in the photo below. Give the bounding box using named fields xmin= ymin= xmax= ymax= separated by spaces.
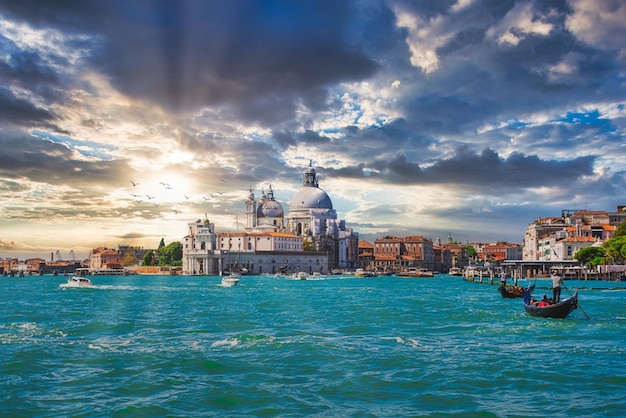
xmin=566 ymin=0 xmax=626 ymax=61
xmin=486 ymin=2 xmax=553 ymax=46
xmin=392 ymin=5 xmax=455 ymax=74
xmin=0 ymin=14 xmax=91 ymax=71
xmin=451 ymin=0 xmax=475 ymax=13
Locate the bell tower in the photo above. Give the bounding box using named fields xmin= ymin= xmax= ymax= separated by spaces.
xmin=245 ymin=188 xmax=257 ymax=229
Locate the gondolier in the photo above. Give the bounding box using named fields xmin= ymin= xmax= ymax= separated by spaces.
xmin=552 ymin=272 xmax=563 ymax=302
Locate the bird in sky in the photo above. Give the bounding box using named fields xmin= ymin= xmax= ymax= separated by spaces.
xmin=130 ymin=180 xmax=139 ymax=187
xmin=146 ymin=194 xmax=154 ymax=200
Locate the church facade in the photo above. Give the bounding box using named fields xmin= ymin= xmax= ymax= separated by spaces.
xmin=182 ymin=164 xmax=359 ymax=275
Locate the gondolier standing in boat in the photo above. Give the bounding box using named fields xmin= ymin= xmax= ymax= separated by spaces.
xmin=500 ymin=271 xmax=507 ymax=288
xmin=551 ymin=272 xmax=563 ymax=303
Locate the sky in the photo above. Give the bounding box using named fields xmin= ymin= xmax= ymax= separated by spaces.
xmin=1 ymin=0 xmax=625 ymax=261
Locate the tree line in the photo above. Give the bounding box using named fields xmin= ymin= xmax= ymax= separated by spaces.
xmin=575 ymin=220 xmax=626 ymax=266
xmin=120 ymin=239 xmax=183 ymax=267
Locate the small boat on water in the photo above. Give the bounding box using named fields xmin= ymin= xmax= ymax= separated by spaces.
xmin=354 ymin=268 xmax=377 ymax=277
xmin=396 ymin=267 xmax=435 ymax=277
xmin=416 ymin=268 xmax=434 ymax=277
xmin=397 ymin=267 xmax=434 ymax=277
xmin=523 ymin=290 xmax=578 ymax=319
xmin=292 ymin=271 xmax=308 ymax=280
xmin=448 ymin=267 xmax=463 ymax=276
xmin=499 ymin=284 xmax=527 ymax=299
xmin=63 ymin=276 xmax=92 ymax=287
xmin=221 ymin=271 xmax=240 ymax=287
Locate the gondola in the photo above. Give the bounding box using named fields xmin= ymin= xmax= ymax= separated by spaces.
xmin=523 ymin=290 xmax=578 ymax=319
xmin=498 ymin=284 xmax=526 ymax=298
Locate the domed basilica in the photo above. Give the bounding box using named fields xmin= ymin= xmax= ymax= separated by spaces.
xmin=245 ymin=165 xmax=340 ymax=236
xmin=245 ymin=163 xmax=359 ymax=268
xmin=182 ymin=163 xmax=359 ymax=275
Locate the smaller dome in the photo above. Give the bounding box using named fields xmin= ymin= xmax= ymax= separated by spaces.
xmin=257 ymin=200 xmax=284 ymax=218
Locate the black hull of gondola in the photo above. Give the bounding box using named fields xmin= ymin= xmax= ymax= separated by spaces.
xmin=523 ymin=291 xmax=578 ymax=319
xmin=499 ymin=285 xmax=524 ymax=299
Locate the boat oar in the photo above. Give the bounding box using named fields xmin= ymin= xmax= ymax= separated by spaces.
xmin=562 ymin=282 xmax=590 ymax=319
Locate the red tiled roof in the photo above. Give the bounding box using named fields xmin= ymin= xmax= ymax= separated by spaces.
xmin=359 ymin=240 xmax=374 ymax=249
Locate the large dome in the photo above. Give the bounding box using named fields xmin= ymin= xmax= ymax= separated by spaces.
xmin=289 ymin=187 xmax=333 ymax=210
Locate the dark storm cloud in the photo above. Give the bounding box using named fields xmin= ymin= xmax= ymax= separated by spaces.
xmin=0 ymin=130 xmax=133 ymax=188
xmin=324 ymin=146 xmax=596 ymax=188
xmin=2 ymin=0 xmax=621 ymax=142
xmin=272 ymin=129 xmax=331 ymax=149
xmin=0 ymin=87 xmax=55 ymax=124
xmin=0 ymin=0 xmax=379 ymax=124
xmin=0 ymin=10 xmax=90 ymax=123
xmin=0 ymin=37 xmax=59 ymax=85
xmin=422 ymin=147 xmax=595 ymax=187
xmin=389 ymin=1 xmax=623 ymax=141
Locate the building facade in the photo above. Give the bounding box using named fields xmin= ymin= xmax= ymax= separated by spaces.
xmin=89 ymin=247 xmax=122 ymax=269
xmin=181 ymin=217 xmax=329 ymax=275
xmin=371 ymin=235 xmax=434 ymax=272
xmin=523 ymin=207 xmax=625 ymax=261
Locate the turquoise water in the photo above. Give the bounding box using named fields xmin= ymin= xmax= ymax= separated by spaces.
xmin=2 ymin=274 xmax=625 ymax=417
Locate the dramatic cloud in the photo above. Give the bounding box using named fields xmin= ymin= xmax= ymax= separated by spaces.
xmin=0 ymin=0 xmax=624 ymax=259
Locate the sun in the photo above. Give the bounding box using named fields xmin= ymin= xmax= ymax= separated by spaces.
xmin=132 ymin=170 xmax=198 ymax=204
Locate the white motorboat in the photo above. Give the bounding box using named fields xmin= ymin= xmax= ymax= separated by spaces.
xmin=292 ymin=271 xmax=308 ymax=280
xmin=221 ymin=272 xmax=240 ymax=287
xmin=416 ymin=268 xmax=435 ymax=277
xmin=62 ymin=276 xmax=92 ymax=287
xmin=448 ymin=267 xmax=463 ymax=276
